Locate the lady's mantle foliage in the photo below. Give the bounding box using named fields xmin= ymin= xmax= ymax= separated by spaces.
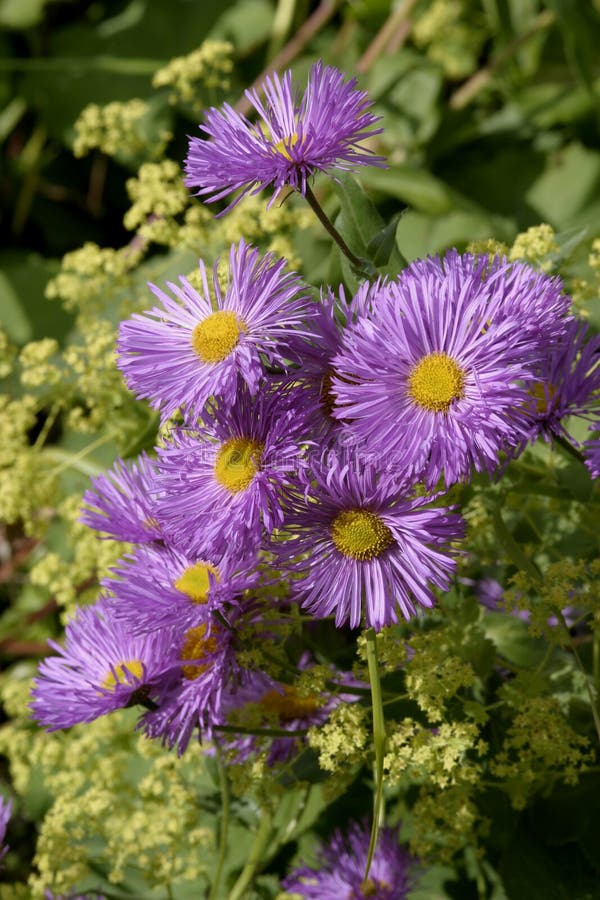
xmin=185 ymin=61 xmax=385 ymax=211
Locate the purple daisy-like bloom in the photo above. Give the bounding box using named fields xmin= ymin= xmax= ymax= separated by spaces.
xmin=117 ymin=240 xmax=314 ymax=421
xmin=274 ymin=455 xmax=464 ymax=631
xmin=332 ymin=252 xmax=560 ymax=488
xmin=221 ymin=656 xmax=363 ymax=765
xmin=140 ymin=608 xmax=249 ymax=754
xmin=0 ymin=795 xmax=11 ymax=863
xmin=31 ymin=598 xmax=178 ymax=730
xmin=406 ymin=251 xmax=569 ymax=345
xmin=185 ymin=62 xmax=385 ymax=213
xmin=282 ymin=820 xmax=416 ymax=899
xmin=522 ymin=318 xmax=600 ymax=444
xmin=105 ymin=542 xmax=259 ymax=633
xmin=80 ymin=452 xmax=162 ymax=543
xmin=583 ymin=429 xmax=600 ymax=479
xmin=154 ymin=387 xmax=304 ymax=557
xmin=279 ymin=282 xmax=385 ymax=445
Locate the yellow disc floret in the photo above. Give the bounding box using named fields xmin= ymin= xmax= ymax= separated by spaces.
xmin=174 ymin=562 xmax=220 ymax=604
xmin=408 ymin=351 xmax=465 ymax=413
xmin=273 ymin=132 xmax=300 ymax=160
xmin=102 ymin=659 xmax=144 ymax=691
xmin=259 ymin=684 xmax=321 ymax=722
xmin=191 ymin=310 xmax=246 ymax=363
xmin=214 ymin=437 xmax=263 ymax=493
xmin=181 ymin=624 xmax=219 ymax=680
xmin=331 ymin=509 xmax=394 ymax=561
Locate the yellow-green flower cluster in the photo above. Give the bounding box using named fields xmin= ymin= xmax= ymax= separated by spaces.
xmin=0 ymin=328 xmax=16 ymax=379
xmin=45 ymin=241 xmax=143 ymax=314
xmin=152 ymin=40 xmax=234 ymax=108
xmin=0 ymin=394 xmax=59 ymax=533
xmin=409 ymin=786 xmax=485 ymax=862
xmin=307 ymin=703 xmax=369 ymax=773
xmin=19 ymin=338 xmax=61 ymax=389
xmin=124 ymin=160 xmax=191 ymax=245
xmin=490 ymin=697 xmax=593 ymax=809
xmin=509 ymin=223 xmax=558 ymax=272
xmin=404 ymin=627 xmax=476 ymax=722
xmin=384 ymin=719 xmax=486 ymax=789
xmin=73 ymin=99 xmax=150 ymax=158
xmin=0 ymin=673 xmax=214 ymax=898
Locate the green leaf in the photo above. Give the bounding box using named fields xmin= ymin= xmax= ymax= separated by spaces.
xmin=331 ymin=173 xmax=406 ymax=277
xmin=367 ymin=214 xmax=408 ymax=269
xmin=483 ymin=612 xmax=546 ymax=667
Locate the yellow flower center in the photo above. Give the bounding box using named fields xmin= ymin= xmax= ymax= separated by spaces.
xmin=331 ymin=509 xmax=394 ymax=561
xmin=214 ymin=437 xmax=263 ymax=493
xmin=408 ymin=351 xmax=465 ymax=413
xmin=102 ymin=659 xmax=144 ymax=691
xmin=531 ymin=381 xmax=556 ymax=414
xmin=259 ymin=684 xmax=321 ymax=722
xmin=273 ymin=132 xmax=299 ymax=160
xmin=181 ymin=624 xmax=219 ymax=680
xmin=174 ymin=562 xmax=220 ymax=604
xmin=191 ymin=310 xmax=247 ymax=363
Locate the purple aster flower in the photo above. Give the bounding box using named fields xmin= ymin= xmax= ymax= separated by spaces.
xmin=185 ymin=62 xmax=385 ymax=213
xmin=221 ymin=655 xmax=363 ymax=765
xmin=274 ymin=454 xmax=464 ymax=631
xmin=80 ymin=452 xmax=162 ymax=543
xmin=31 ymin=598 xmax=178 ymax=730
xmin=332 ymin=252 xmax=561 ymax=488
xmin=0 ymin=795 xmax=11 ymax=863
xmin=278 ymin=282 xmax=385 ymax=444
xmin=522 ymin=318 xmax=600 ymax=444
xmin=140 ymin=606 xmax=253 ymax=754
xmin=117 ymin=240 xmax=314 ymax=421
xmin=105 ymin=542 xmax=259 ymax=633
xmin=584 ymin=429 xmax=600 ymax=478
xmin=154 ymin=387 xmax=304 ymax=557
xmin=407 ymin=251 xmax=569 ymax=345
xmin=282 ymin=820 xmax=417 ymax=899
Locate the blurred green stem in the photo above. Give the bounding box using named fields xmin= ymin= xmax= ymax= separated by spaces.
xmin=209 ymin=745 xmax=230 ymax=900
xmin=227 ymin=807 xmax=272 ymax=900
xmin=364 ymin=626 xmax=386 ymax=884
xmin=267 ymin=0 xmax=297 ymax=60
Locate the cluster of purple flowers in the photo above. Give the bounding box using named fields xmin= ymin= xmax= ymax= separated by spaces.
xmin=30 ymin=60 xmax=600 ymax=892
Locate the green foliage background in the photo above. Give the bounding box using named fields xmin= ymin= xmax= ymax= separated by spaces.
xmin=1 ymin=0 xmax=600 ymax=897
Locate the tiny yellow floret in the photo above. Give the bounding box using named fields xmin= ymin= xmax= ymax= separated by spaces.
xmin=214 ymin=437 xmax=263 ymax=493
xmin=331 ymin=509 xmax=394 ymax=561
xmin=192 ymin=310 xmax=246 ymax=363
xmin=408 ymin=351 xmax=465 ymax=413
xmin=102 ymin=660 xmax=144 ymax=691
xmin=273 ymin=132 xmax=300 ymax=160
xmin=259 ymin=684 xmax=321 ymax=721
xmin=181 ymin=624 xmax=219 ymax=680
xmin=174 ymin=561 xmax=220 ymax=603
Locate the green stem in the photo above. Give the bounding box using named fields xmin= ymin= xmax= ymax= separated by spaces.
xmin=214 ymin=724 xmax=308 ymax=738
xmin=363 ymin=627 xmax=386 ymax=883
xmin=43 ymin=433 xmax=116 ymax=478
xmin=267 ymin=0 xmax=297 ymax=60
xmin=303 ymin=183 xmax=372 ymax=274
xmin=209 ymin=745 xmax=230 ymax=900
xmin=227 ymin=807 xmax=272 ymax=900
xmin=554 ymin=433 xmax=587 ymax=466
